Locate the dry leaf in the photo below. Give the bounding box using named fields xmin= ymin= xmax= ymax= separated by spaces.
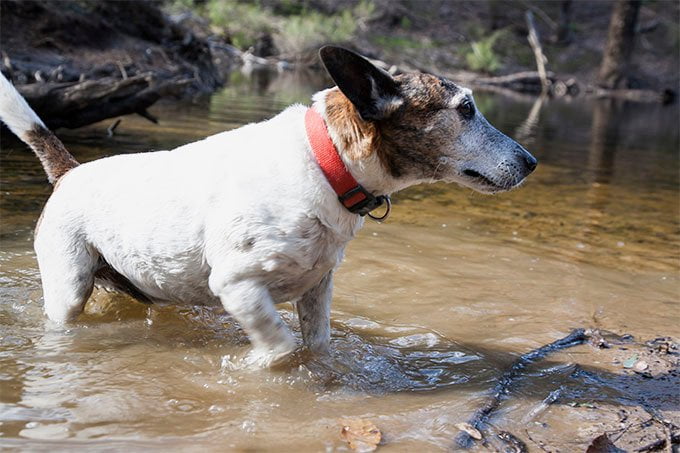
xmin=340 ymin=419 xmax=381 ymax=452
xmin=455 ymin=422 xmax=483 ymax=440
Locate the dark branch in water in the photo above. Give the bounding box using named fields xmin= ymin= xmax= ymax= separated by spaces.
xmin=137 ymin=109 xmax=159 ymax=125
xmin=455 ymin=328 xmax=590 ymax=449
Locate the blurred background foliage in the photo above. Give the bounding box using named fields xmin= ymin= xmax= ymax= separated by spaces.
xmin=164 ymin=0 xmax=679 ymax=88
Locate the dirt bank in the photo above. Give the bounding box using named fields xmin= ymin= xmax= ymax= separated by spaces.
xmin=0 ymin=0 xmax=238 ymax=129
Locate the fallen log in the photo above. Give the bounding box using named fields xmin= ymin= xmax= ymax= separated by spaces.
xmin=14 ymin=72 xmax=192 ymax=129
xmin=474 ymin=71 xmax=556 ymax=93
xmin=592 ymin=86 xmax=675 ymax=104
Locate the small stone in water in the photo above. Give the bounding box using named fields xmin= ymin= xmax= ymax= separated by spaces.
xmin=455 ymin=422 xmax=482 ymax=440
xmin=633 ymin=360 xmax=648 ymax=371
xmin=622 ymin=354 xmax=638 ymax=368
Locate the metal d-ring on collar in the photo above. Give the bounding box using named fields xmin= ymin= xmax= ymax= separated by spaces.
xmin=367 ymin=195 xmax=391 ymax=222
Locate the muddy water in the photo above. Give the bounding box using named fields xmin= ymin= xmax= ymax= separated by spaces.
xmin=1 ymin=70 xmax=678 ymax=451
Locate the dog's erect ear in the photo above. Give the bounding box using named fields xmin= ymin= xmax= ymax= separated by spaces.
xmin=319 ymin=46 xmax=401 ymax=121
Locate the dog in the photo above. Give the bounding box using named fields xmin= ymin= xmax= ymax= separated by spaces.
xmin=0 ymin=46 xmax=536 ymax=366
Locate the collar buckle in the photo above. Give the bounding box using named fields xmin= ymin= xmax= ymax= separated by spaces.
xmin=339 ymin=185 xmax=390 ymax=220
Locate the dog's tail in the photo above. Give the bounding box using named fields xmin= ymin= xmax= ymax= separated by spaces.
xmin=0 ymin=72 xmax=79 ymax=184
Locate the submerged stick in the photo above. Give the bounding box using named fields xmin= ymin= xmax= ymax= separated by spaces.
xmin=455 ymin=328 xmax=589 ymax=449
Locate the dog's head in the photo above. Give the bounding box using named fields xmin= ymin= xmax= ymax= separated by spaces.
xmin=319 ymin=46 xmax=537 ymax=194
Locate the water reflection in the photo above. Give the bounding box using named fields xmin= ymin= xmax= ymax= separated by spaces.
xmin=588 ymin=99 xmax=621 ymax=185
xmin=514 ymin=93 xmax=546 ymax=146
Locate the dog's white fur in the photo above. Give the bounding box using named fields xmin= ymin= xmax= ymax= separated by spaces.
xmin=0 ymin=72 xmax=46 ymax=138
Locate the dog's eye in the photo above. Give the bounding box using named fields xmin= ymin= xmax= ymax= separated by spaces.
xmin=457 ymin=100 xmax=475 ymax=120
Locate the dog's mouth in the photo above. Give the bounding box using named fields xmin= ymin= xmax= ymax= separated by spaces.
xmin=462 ymin=169 xmax=504 ymax=191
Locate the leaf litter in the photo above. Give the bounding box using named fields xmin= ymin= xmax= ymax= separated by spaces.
xmin=340 ymin=419 xmax=382 ymax=452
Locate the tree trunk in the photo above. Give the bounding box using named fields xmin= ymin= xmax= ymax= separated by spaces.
xmin=597 ymin=0 xmax=641 ymax=89
xmin=555 ymin=0 xmax=573 ymax=44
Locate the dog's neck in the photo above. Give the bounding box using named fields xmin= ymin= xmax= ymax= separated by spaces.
xmin=311 ymin=88 xmax=411 ymax=196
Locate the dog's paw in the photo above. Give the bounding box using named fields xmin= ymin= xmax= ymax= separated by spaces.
xmin=245 ymin=338 xmax=297 ymax=368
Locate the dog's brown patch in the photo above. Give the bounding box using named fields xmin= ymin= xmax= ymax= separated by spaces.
xmin=324 ymin=73 xmax=461 ymax=179
xmin=325 ymin=89 xmax=381 ymax=162
xmin=23 ymin=125 xmax=79 ymax=185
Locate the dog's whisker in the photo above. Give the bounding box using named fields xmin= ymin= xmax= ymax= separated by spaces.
xmin=429 ymin=159 xmax=444 ymax=184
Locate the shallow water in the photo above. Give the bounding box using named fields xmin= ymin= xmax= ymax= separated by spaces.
xmin=1 ymin=69 xmax=678 ymax=451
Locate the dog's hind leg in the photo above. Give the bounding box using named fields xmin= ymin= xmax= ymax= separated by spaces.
xmin=296 ymin=271 xmax=332 ymax=354
xmin=34 ymin=229 xmax=97 ymax=323
xmin=212 ymin=278 xmax=296 ymax=367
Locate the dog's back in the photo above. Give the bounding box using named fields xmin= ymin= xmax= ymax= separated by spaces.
xmin=0 ymin=80 xmax=350 ymax=316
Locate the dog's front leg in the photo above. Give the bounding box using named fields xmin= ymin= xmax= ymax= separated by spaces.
xmin=215 ymin=279 xmax=296 ymax=367
xmin=296 ymin=271 xmax=333 ymax=354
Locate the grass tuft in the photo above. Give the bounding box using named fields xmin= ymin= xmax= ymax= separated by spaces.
xmin=465 ymin=30 xmax=504 ymax=74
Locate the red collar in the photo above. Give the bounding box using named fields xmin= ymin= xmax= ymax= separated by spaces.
xmin=305 ymin=108 xmax=388 ymax=218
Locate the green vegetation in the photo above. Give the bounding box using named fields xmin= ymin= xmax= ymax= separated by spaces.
xmin=371 ymin=35 xmax=433 ymax=51
xmin=205 ymin=0 xmax=277 ymax=49
xmin=465 ymin=30 xmax=503 ymax=74
xmin=278 ymin=8 xmax=359 ymax=54
xmin=170 ymin=0 xmax=374 ymax=54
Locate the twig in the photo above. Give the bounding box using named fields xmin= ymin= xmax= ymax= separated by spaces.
xmin=519 ymin=1 xmax=557 ymax=30
xmin=525 ymin=428 xmax=552 ymax=453
xmin=107 ymin=119 xmax=122 ymax=137
xmin=637 ymin=405 xmax=678 ymax=453
xmin=116 ymin=61 xmax=128 ymax=80
xmin=1 ymin=51 xmax=13 ymax=74
xmin=526 ymin=11 xmax=550 ymax=95
xmin=454 ymin=328 xmax=589 ymax=449
xmin=636 ymin=432 xmax=680 ymax=452
xmin=521 ymin=387 xmax=562 ymax=424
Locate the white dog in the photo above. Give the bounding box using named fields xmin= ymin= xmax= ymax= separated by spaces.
xmin=0 ymin=47 xmax=536 ymax=366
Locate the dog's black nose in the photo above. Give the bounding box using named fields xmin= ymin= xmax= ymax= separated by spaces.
xmin=523 ymin=152 xmax=538 ymax=172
